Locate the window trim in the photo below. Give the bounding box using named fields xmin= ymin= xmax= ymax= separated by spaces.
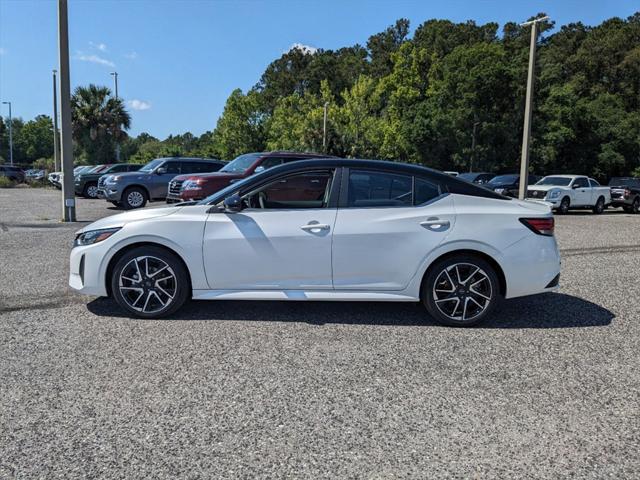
xmin=339 ymin=167 xmax=445 ymax=209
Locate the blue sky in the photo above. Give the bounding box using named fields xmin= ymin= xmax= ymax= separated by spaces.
xmin=0 ymin=0 xmax=637 ymax=139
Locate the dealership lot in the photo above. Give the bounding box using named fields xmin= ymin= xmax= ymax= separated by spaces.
xmin=1 ymin=188 xmax=639 ymax=478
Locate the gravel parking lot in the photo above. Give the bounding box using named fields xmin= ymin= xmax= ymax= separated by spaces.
xmin=1 ymin=188 xmax=639 ymax=478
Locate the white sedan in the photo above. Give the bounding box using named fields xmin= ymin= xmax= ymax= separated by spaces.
xmin=69 ymin=159 xmax=561 ymax=327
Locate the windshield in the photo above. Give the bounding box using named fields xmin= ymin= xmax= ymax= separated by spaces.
xmin=220 ymin=153 xmax=262 ymax=173
xmin=609 ymin=177 xmax=640 ymax=187
xmin=75 ymin=166 xmax=91 ymax=174
xmin=139 ymin=159 xmax=165 ymax=172
xmin=536 ymin=176 xmax=572 ymax=186
xmin=488 ymin=174 xmax=518 ymax=185
xmin=87 ymin=165 xmax=106 ymax=173
xmin=457 ymin=173 xmax=479 ymax=181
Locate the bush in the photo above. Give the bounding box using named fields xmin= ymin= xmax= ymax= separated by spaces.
xmin=0 ymin=176 xmax=15 ymax=188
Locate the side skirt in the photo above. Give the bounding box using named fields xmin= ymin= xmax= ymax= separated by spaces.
xmin=192 ymin=290 xmax=419 ymax=302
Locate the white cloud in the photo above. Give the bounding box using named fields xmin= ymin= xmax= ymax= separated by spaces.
xmin=124 ymin=51 xmax=138 ymax=60
xmin=128 ymin=99 xmax=151 ymax=111
xmin=288 ymin=43 xmax=318 ymax=55
xmin=89 ymin=41 xmax=108 ymax=52
xmin=74 ymin=52 xmax=115 ymax=68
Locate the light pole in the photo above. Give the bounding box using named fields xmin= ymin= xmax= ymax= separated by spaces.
xmin=58 ymin=0 xmax=76 ymax=221
xmin=2 ymin=101 xmax=13 ymax=165
xmin=470 ymin=118 xmax=479 ymax=173
xmin=52 ymin=70 xmax=61 ymax=172
xmin=518 ymin=15 xmax=549 ymax=200
xmin=322 ymin=102 xmax=329 ymax=153
xmin=110 ymin=71 xmax=121 ymax=162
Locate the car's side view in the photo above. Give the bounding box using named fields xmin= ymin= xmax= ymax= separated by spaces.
xmin=526 ymin=175 xmax=612 ymax=214
xmin=69 ymin=159 xmax=561 ymax=327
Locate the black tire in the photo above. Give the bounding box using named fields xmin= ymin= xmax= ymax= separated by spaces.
xmin=592 ymin=196 xmax=605 ymax=214
xmin=557 ymin=197 xmax=570 ymax=214
xmin=82 ymin=182 xmax=99 ymax=199
xmin=110 ymin=201 xmax=123 ymax=208
xmin=122 ymin=186 xmax=148 ymax=209
xmin=632 ymin=197 xmax=640 ymax=214
xmin=110 ymin=246 xmax=190 ymax=318
xmin=422 ymin=254 xmax=501 ymax=327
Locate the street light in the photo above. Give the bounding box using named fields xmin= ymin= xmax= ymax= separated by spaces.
xmin=518 ymin=15 xmax=549 ymax=200
xmin=110 ymin=71 xmax=121 ymax=161
xmin=52 ymin=70 xmax=61 ymax=172
xmin=2 ymin=101 xmax=13 ymax=165
xmin=322 ymin=102 xmax=329 ymax=153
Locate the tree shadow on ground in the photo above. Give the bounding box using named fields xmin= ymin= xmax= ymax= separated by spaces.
xmin=87 ymin=292 xmax=614 ymax=329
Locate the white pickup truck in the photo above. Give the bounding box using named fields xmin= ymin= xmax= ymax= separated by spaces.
xmin=526 ymin=175 xmax=611 ymax=214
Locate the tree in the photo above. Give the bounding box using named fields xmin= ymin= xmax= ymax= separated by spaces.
xmin=71 ymin=84 xmax=131 ymax=164
xmin=16 ymin=115 xmax=54 ymax=164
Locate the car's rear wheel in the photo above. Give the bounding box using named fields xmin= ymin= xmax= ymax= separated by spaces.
xmin=592 ymin=196 xmax=605 ymax=214
xmin=122 ymin=187 xmax=147 ymax=209
xmin=632 ymin=197 xmax=640 ymax=214
xmin=111 ymin=246 xmax=190 ymax=318
xmin=422 ymin=255 xmax=500 ymax=327
xmin=83 ymin=182 xmax=99 ymax=199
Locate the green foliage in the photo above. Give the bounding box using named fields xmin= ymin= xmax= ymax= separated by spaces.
xmin=0 ymin=176 xmax=15 ymax=188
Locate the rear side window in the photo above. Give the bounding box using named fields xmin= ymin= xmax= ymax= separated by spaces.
xmin=348 ymin=170 xmax=412 ymax=208
xmin=260 ymin=158 xmax=285 ymax=170
xmin=415 ymin=178 xmax=441 ymax=204
xmin=589 ymin=179 xmax=600 ymax=187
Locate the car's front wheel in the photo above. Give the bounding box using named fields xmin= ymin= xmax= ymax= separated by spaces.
xmin=111 ymin=246 xmax=190 ymax=318
xmin=122 ymin=187 xmax=148 ymax=209
xmin=556 ymin=197 xmax=570 ymax=214
xmin=422 ymin=255 xmax=500 ymax=327
xmin=83 ymin=182 xmax=99 ymax=199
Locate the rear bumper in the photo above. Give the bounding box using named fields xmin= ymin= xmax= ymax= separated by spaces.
xmin=502 ymin=234 xmax=561 ymax=299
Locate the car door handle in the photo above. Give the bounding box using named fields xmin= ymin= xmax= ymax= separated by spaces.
xmin=420 ymin=218 xmax=450 ymax=231
xmin=301 ymin=223 xmax=330 ymax=232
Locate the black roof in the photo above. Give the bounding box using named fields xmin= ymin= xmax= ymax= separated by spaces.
xmin=254 ymin=151 xmax=337 ymax=159
xmin=251 ymin=158 xmax=507 ymax=200
xmin=157 ymin=157 xmax=223 ymax=162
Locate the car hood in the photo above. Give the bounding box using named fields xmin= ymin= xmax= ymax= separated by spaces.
xmin=172 ymin=171 xmax=245 ymax=182
xmin=76 ymin=205 xmax=184 ymax=234
xmin=528 ymin=185 xmax=567 ymax=192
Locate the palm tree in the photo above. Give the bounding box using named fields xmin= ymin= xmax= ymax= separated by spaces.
xmin=71 ymin=84 xmax=131 ymax=164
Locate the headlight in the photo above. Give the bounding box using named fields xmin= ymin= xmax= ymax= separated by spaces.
xmin=548 ymin=190 xmax=560 ymax=199
xmin=182 ymin=180 xmax=202 ymax=191
xmin=106 ymin=175 xmax=120 ymax=183
xmin=494 ymin=188 xmax=505 ymax=194
xmin=74 ymin=176 xmax=80 ymax=181
xmin=74 ymin=227 xmax=121 ymax=247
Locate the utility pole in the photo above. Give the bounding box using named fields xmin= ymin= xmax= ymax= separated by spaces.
xmin=58 ymin=0 xmax=76 ymax=221
xmin=2 ymin=101 xmax=13 ymax=165
xmin=110 ymin=71 xmax=121 ymax=162
xmin=322 ymin=102 xmax=329 ymax=153
xmin=518 ymin=15 xmax=548 ymax=200
xmin=52 ymin=70 xmax=61 ymax=172
xmin=470 ymin=118 xmax=479 ymax=173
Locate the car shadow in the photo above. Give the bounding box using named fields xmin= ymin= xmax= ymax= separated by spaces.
xmin=86 ymin=292 xmax=614 ymax=329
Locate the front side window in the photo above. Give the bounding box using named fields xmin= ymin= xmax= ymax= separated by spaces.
xmin=243 ymin=170 xmax=333 ymax=209
xmin=573 ymin=177 xmax=589 ymax=188
xmin=260 ymin=158 xmax=285 ymax=170
xmin=348 ymin=170 xmax=412 ymax=208
xmin=164 ymin=162 xmax=180 ymax=174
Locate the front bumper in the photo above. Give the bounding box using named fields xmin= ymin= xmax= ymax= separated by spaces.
xmin=69 ymin=242 xmax=111 ymax=296
xmin=99 ymin=185 xmax=123 ymax=202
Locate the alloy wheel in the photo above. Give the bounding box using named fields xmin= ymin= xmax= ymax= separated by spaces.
xmin=127 ymin=191 xmax=144 ymax=208
xmin=432 ymin=262 xmax=493 ymax=322
xmin=118 ymin=256 xmax=177 ymax=314
xmin=86 ymin=185 xmax=99 ymax=198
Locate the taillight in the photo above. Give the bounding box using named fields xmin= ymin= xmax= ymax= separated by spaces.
xmin=519 ymin=217 xmax=554 ymax=236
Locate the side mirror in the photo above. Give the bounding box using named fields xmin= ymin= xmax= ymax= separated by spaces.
xmin=254 ymin=166 xmax=265 ymax=174
xmin=223 ymin=194 xmax=243 ymax=212
xmin=156 ymin=167 xmax=167 ymax=175
xmin=572 ymin=183 xmax=580 ymax=189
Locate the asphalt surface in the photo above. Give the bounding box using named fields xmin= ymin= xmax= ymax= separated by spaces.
xmin=1 ymin=188 xmax=639 ymax=479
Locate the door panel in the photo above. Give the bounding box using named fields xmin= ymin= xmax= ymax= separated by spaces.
xmin=332 ymin=195 xmax=455 ymax=290
xmin=203 ymin=209 xmax=336 ymax=289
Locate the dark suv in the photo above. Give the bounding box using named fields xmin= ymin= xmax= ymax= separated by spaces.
xmin=485 ymin=173 xmax=541 ymax=197
xmin=609 ymin=177 xmax=640 ymax=213
xmin=76 ymin=163 xmax=141 ymax=198
xmin=166 ymin=151 xmax=332 ymax=203
xmin=99 ymin=157 xmax=226 ymax=209
xmin=0 ymin=165 xmax=25 ymax=183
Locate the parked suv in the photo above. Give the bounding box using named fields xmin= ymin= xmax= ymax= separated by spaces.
xmin=166 ymin=151 xmax=331 ymax=203
xmin=0 ymin=165 xmax=25 ymax=183
xmin=485 ymin=173 xmax=541 ymax=197
xmin=99 ymin=157 xmax=226 ymax=209
xmin=609 ymin=177 xmax=640 ymax=213
xmin=457 ymin=172 xmax=495 ymax=185
xmin=75 ymin=163 xmax=141 ymax=198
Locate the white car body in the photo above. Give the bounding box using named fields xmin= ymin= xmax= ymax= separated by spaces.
xmin=527 ymin=175 xmax=611 ymax=210
xmin=69 ymin=160 xmax=561 ymax=317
